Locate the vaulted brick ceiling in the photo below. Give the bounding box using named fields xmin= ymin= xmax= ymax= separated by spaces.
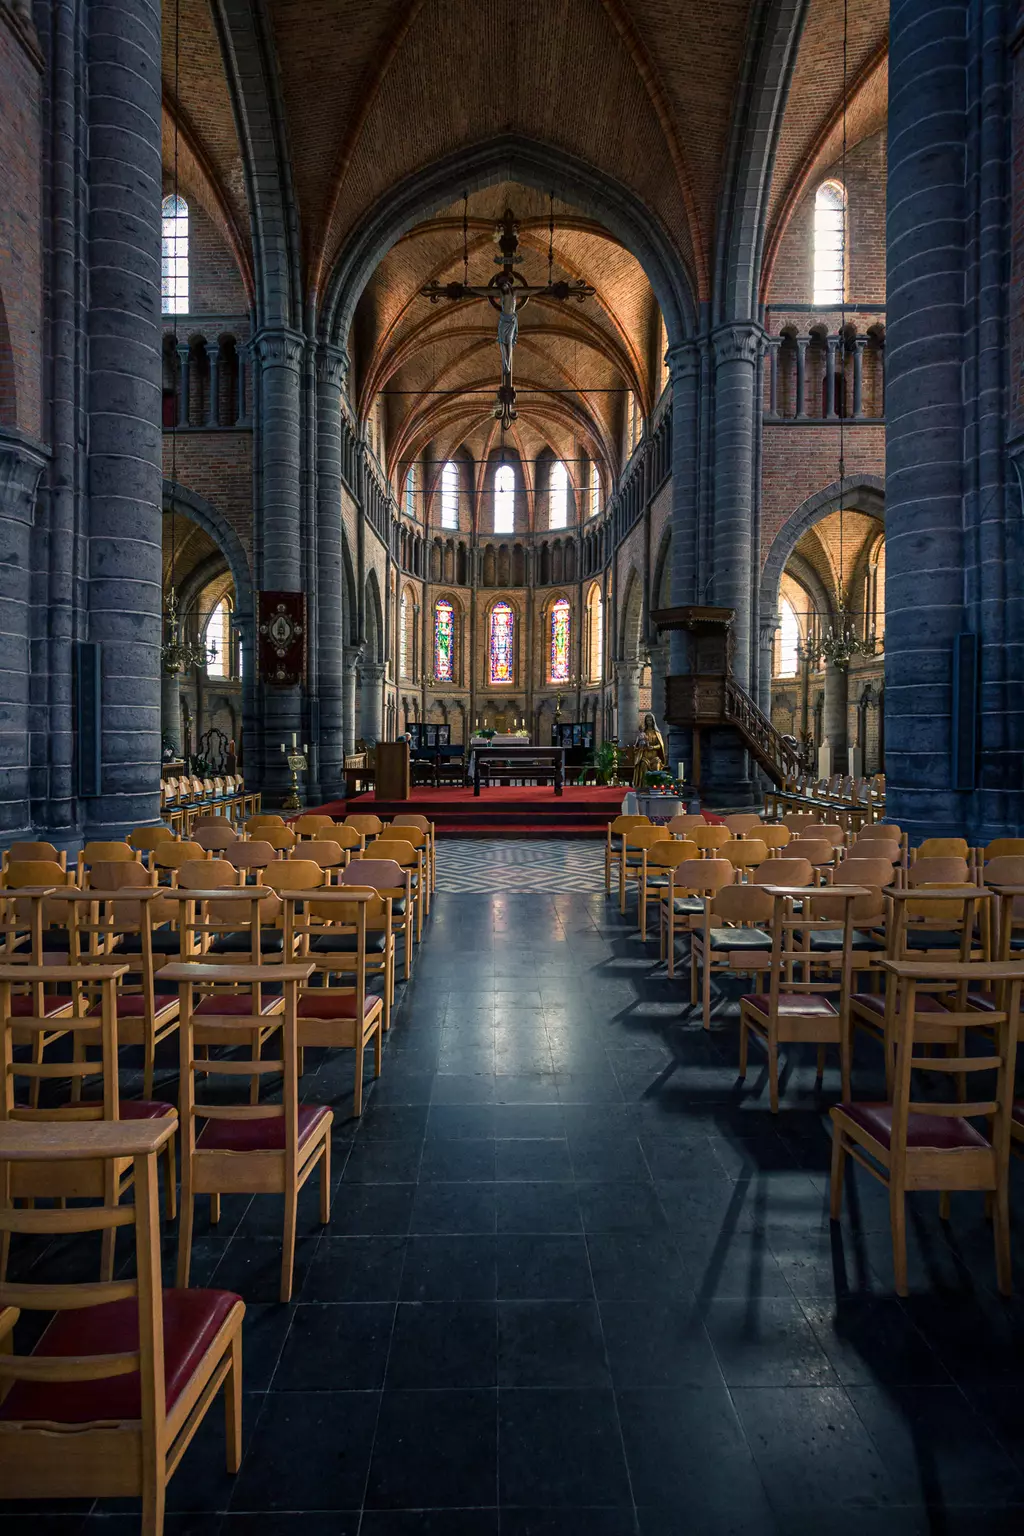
xmin=162 ymin=0 xmax=889 ymax=487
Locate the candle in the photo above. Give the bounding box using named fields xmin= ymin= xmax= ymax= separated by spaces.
xmin=303 ymin=743 xmax=308 ymax=754
xmin=280 ymin=742 xmax=286 ymax=754
xmin=291 ymin=732 xmax=297 ymax=749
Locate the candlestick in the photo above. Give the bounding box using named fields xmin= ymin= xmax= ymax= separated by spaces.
xmin=291 ymin=732 xmax=297 ymax=749
xmin=280 ymin=742 xmax=286 ymax=754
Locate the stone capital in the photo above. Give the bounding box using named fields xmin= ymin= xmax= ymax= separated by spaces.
xmin=0 ymin=427 xmax=48 ymax=525
xmin=711 ymin=322 xmax=764 ymax=369
xmin=252 ymin=327 xmax=306 ymax=371
xmin=176 ymin=342 xmax=191 ymax=364
xmin=316 ymin=342 xmax=350 ymax=391
xmin=614 ymin=660 xmax=642 ymax=684
xmin=362 ymin=660 xmax=387 ymax=684
xmin=205 ymin=341 xmax=221 ymax=361
xmin=665 ymin=341 xmax=702 ymax=384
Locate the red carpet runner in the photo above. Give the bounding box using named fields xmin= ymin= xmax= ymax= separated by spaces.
xmin=310 ymin=785 xmax=628 ymax=838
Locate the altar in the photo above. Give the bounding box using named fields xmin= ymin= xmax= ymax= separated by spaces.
xmin=471 ymin=743 xmax=566 ymax=796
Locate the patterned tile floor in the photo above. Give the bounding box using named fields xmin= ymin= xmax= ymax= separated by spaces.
xmin=435 ymin=838 xmax=606 ymax=892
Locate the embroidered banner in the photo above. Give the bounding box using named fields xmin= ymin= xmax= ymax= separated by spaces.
xmin=258 ymin=592 xmax=306 ymax=685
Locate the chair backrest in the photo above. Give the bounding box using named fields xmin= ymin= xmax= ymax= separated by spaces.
xmin=127 ymin=826 xmax=176 ymax=854
xmin=841 ymin=856 xmax=898 ymax=889
xmin=345 ymin=814 xmax=383 ymax=836
xmin=984 ymin=855 xmax=1024 ymax=887
xmin=1 ymin=962 xmax=128 ymax=1121
xmin=781 ymin=813 xmax=822 ymax=831
xmin=263 ymin=859 xmax=326 ymax=894
xmin=647 ymin=840 xmax=699 ymax=869
xmin=88 ymin=862 xmax=175 ymax=933
xmin=177 ymin=858 xmax=243 ymax=891
xmin=624 ymin=827 xmax=672 ymax=854
xmin=260 ymin=825 xmax=297 ymax=852
xmin=377 ymin=824 xmax=427 ymax=849
xmin=192 ymin=823 xmax=240 ymax=852
xmin=393 ymin=814 xmax=431 ymax=834
xmin=0 ymin=1117 xmax=181 ymax=1447
xmin=226 ymin=840 xmax=276 ymax=872
xmin=719 ymin=838 xmax=768 ymax=871
xmin=367 ymin=836 xmax=418 ymax=868
xmin=152 ymin=841 xmax=206 ymax=876
xmin=673 ymin=857 xmax=733 ymax=895
xmin=667 ymin=814 xmax=707 ymax=837
xmin=855 ymin=823 xmax=902 ymax=843
xmin=608 ymin=815 xmax=650 ymax=837
xmin=754 ymin=856 xmax=813 ymax=887
xmin=916 ymin=837 xmax=969 ymax=861
xmin=723 ymin=814 xmax=764 ymax=837
xmin=688 ymin=824 xmax=732 ymax=852
xmin=810 ymin=882 xmax=885 ymax=925
xmin=850 ymin=835 xmax=901 ymax=866
xmin=245 ymin=814 xmax=285 ymax=834
xmin=80 ymin=841 xmax=138 ymax=868
xmin=908 ymin=856 xmax=970 ymax=886
xmin=804 ymin=824 xmax=844 ymax=849
xmin=191 ymin=813 xmax=227 ymax=830
xmin=779 ymin=838 xmax=834 ymax=868
xmin=983 ymin=839 xmax=1024 ymax=862
xmin=341 ymin=858 xmax=406 ymax=895
xmin=299 ymin=839 xmax=350 ymax=871
xmin=711 ymin=884 xmax=775 ymax=925
xmin=5 ymin=841 xmax=64 ymax=869
xmin=759 ymin=825 xmax=792 ymax=850
xmin=3 ymin=859 xmax=74 ymax=891
xmin=295 ymin=814 xmax=336 ymax=838
xmin=320 ymin=824 xmax=363 ymax=852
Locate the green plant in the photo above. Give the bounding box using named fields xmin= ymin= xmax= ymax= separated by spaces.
xmin=593 ymin=742 xmax=619 ymax=785
xmin=478 ymin=727 xmax=496 ymax=740
xmin=644 ymin=769 xmax=674 ymax=790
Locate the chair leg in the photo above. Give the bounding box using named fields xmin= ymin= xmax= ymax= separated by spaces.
xmin=938 ymin=1191 xmax=951 ymax=1222
xmin=738 ymin=1014 xmax=749 ymax=1078
xmin=141 ymin=1460 xmax=166 ymax=1536
xmin=689 ymin=942 xmax=698 ymax=1005
xmin=281 ymin=1184 xmax=298 ymax=1302
xmin=815 ymin=1044 xmax=826 ymax=1081
xmin=164 ymin=1131 xmax=177 ymax=1223
xmin=353 ymin=1035 xmax=365 ymax=1117
xmin=768 ymin=1037 xmax=780 ymax=1114
xmin=702 ymin=955 xmax=711 ymax=1031
xmin=210 ymin=1193 xmax=221 ymax=1225
xmin=829 ymin=1128 xmax=846 ymax=1219
xmin=889 ymin=1184 xmax=908 ymax=1296
xmin=994 ymin=1177 xmax=1012 ymax=1296
xmin=320 ymin=1136 xmax=331 ymax=1223
xmin=374 ymin=1020 xmax=383 ymax=1078
xmin=225 ymin=1327 xmax=243 ymax=1472
xmin=176 ymin=1182 xmax=195 ymax=1287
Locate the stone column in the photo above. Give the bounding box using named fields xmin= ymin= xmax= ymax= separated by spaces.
xmin=176 ymin=343 xmax=190 ymax=427
xmin=0 ymin=433 xmax=47 ymax=836
xmin=885 ymin=0 xmax=967 ymax=835
xmin=758 ymin=618 xmax=778 ymax=721
xmin=343 ymin=644 xmax=362 ymax=755
xmin=235 ymin=343 xmax=249 ymax=426
xmin=648 ymin=637 xmax=669 ymax=750
xmin=84 ymin=0 xmax=163 ymax=838
xmin=824 ymin=336 xmax=838 ymax=420
xmin=665 ymin=342 xmax=702 ymax=773
xmin=794 ymin=335 xmax=808 ymax=419
xmin=253 ymin=327 xmax=305 ymax=801
xmin=315 ymin=344 xmax=348 ymax=799
xmin=614 ymin=660 xmax=641 ymax=746
xmin=161 ymin=669 xmax=183 ymax=757
xmin=767 ymin=337 xmax=780 ymax=418
xmin=361 ymin=661 xmax=385 ymax=745
xmin=853 ymin=336 xmax=866 ymax=418
xmin=205 ymin=341 xmax=221 ymax=427
xmin=711 ymin=323 xmax=760 ymax=689
xmin=823 ymin=662 xmax=848 ymax=770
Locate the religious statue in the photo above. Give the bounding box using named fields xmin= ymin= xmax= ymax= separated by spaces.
xmin=496 ymin=276 xmax=520 ymax=377
xmin=631 ymin=713 xmax=667 ymax=790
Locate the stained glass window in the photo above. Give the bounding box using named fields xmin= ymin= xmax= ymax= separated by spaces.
xmin=489 ymin=600 xmax=514 ymax=684
xmin=161 ymin=195 xmax=188 ymax=314
xmin=814 ymin=181 xmax=846 ymax=305
xmin=587 ymin=582 xmax=603 ymax=680
xmin=590 ymin=461 xmax=601 ymax=519
xmin=405 ymin=466 xmax=415 ymax=517
xmin=549 ymin=462 xmax=568 ymax=529
xmin=494 ymin=463 xmax=515 ymax=533
xmin=441 ymin=461 xmax=458 ymax=529
xmin=434 ymin=598 xmax=454 ymax=682
xmin=550 ymin=598 xmax=570 ymax=683
xmin=400 ymin=591 xmax=410 ymax=679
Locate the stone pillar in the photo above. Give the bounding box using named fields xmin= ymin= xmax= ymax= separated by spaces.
xmin=361 ymin=661 xmax=385 ymax=745
xmin=853 ymin=336 xmax=866 ymax=418
xmin=824 ymin=336 xmax=838 ymax=420
xmin=161 ymin=669 xmax=183 ymax=758
xmin=614 ymin=661 xmax=641 ymax=746
xmin=176 ymin=343 xmax=190 ymax=428
xmin=0 ymin=433 xmax=47 ymax=836
xmin=316 ymin=344 xmax=348 ymax=800
xmin=794 ymin=335 xmax=808 ymax=419
xmin=767 ymin=337 xmax=780 ymax=418
xmin=665 ymin=342 xmax=702 ymax=773
xmin=205 ymin=342 xmax=221 ymax=427
xmin=823 ymin=663 xmax=848 ymax=769
xmin=253 ymin=327 xmax=304 ymax=802
xmin=648 ymin=638 xmax=669 ymax=743
xmin=343 ymin=645 xmax=362 ymax=755
xmin=758 ymin=618 xmax=778 ymax=721
xmin=84 ymin=0 xmax=163 ymax=838
xmin=235 ymin=343 xmax=249 ymax=426
xmin=711 ymin=323 xmax=760 ymax=689
xmin=885 ymin=0 xmax=967 ymax=835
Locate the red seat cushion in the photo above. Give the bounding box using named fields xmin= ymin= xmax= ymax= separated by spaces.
xmin=851 ymin=992 xmax=949 ymax=1018
xmin=87 ymin=994 xmax=178 ymax=1021
xmin=10 ymin=993 xmax=72 ymax=1018
xmin=841 ymin=1102 xmax=991 ymax=1152
xmin=194 ymin=993 xmax=280 ymax=1017
xmin=742 ymin=992 xmax=837 ymax=1018
xmin=0 ymin=1289 xmax=240 ymax=1424
xmin=196 ymin=1103 xmax=331 ymax=1153
xmin=120 ymin=1099 xmax=176 ymax=1121
xmin=297 ymin=992 xmax=380 ymax=1021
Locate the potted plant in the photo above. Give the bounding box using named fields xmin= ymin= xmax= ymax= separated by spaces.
xmin=580 ymin=742 xmax=618 ymax=786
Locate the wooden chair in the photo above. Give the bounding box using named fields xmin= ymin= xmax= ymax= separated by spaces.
xmin=259 ymin=825 xmax=297 ymax=855
xmin=987 ymin=858 xmax=1024 ymax=959
xmin=294 ymin=813 xmax=336 ymax=840
xmin=151 ymin=842 xmax=207 ymax=886
xmin=340 ymin=860 xmax=404 ymax=1020
xmin=604 ymin=815 xmax=650 ymax=895
xmin=618 ymin=826 xmax=671 ymax=921
xmin=657 ymin=856 xmax=732 ymax=979
xmin=831 ymin=956 xmax=1024 ymax=1295
xmin=776 ymin=837 xmax=838 ymax=882
xmin=345 ymin=813 xmax=384 ymax=839
xmin=667 ymin=814 xmax=708 ymax=838
xmin=176 ymin=860 xmax=284 ymax=963
xmin=76 ymin=842 xmax=142 ymax=889
xmin=2 ymin=842 xmax=67 ymax=874
xmin=298 ymin=837 xmax=354 ymax=884
xmin=723 ymin=814 xmax=764 ymax=837
xmin=718 ymin=838 xmax=768 ymax=883
xmin=167 ymin=960 xmax=331 ymax=1303
xmin=751 ymin=855 xmax=814 ymax=889
xmin=366 ymin=837 xmax=424 ymax=959
xmin=225 ymin=839 xmax=278 ymax=882
xmin=759 ymin=825 xmax=792 ymax=852
xmin=392 ymin=813 xmax=437 ymax=892
xmin=192 ymin=822 xmax=240 ymax=854
xmin=688 ymin=823 xmax=733 ymax=857
xmin=375 ymin=825 xmax=431 ymax=917
xmin=0 ymin=962 xmax=177 ymax=1273
xmin=128 ymin=825 xmax=177 ymax=864
xmin=245 ymin=814 xmax=284 ymax=836
xmin=0 ymin=1117 xmax=245 ymax=1533
xmin=0 ymin=883 xmax=78 ymax=1105
xmin=911 ymin=837 xmax=970 ymax=867
xmin=740 ymin=883 xmax=865 ymax=1112
xmin=690 ymin=883 xmax=777 ymax=1031
xmin=781 ymin=813 xmax=822 ymax=833
xmin=64 ymin=874 xmax=181 ymax=1103
xmin=281 ymin=887 xmax=385 ymax=1117
xmin=642 ymin=840 xmax=699 ymax=952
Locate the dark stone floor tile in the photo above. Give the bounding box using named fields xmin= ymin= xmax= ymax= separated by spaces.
xmin=419 ymin=1138 xmax=497 ymax=1182
xmin=600 ymin=1300 xmax=722 ymax=1389
xmin=210 ymin=1236 xmax=319 ymax=1306
xmin=849 ymin=1382 xmax=1024 ymax=1506
xmin=365 ymin=1390 xmax=497 ymax=1509
xmin=400 ymin=1235 xmax=498 ymax=1300
xmin=567 ymin=1134 xmax=651 ymax=1183
xmin=426 ymin=1104 xmax=498 ymax=1140
xmin=492 ymin=1104 xmax=566 ymax=1138
xmin=410 ymin=1182 xmax=497 ymax=1235
xmin=586 ymin=1231 xmax=691 ymax=1301
xmin=501 ymin=1512 xmax=637 ymax=1536
xmin=341 ymin=1138 xmax=424 ymax=1183
xmin=498 ymin=1300 xmax=609 ymax=1388
xmin=332 ymin=1183 xmax=416 ymax=1236
xmin=230 ymin=1390 xmax=379 ymax=1511
xmin=496 ymin=1235 xmax=594 ymax=1299
xmin=300 ymin=1235 xmax=407 ymax=1303
xmin=273 ymin=1302 xmax=395 ymax=1390
xmin=576 ymin=1182 xmax=667 ymax=1234
xmin=617 ymin=1384 xmax=768 ymax=1510
xmin=495 ymin=1181 xmax=581 ymax=1234
xmin=498 ymin=1389 xmax=632 ymax=1508
xmin=387 ymin=1301 xmax=497 ymax=1388
xmin=221 ymin=1517 xmax=360 ymax=1535
xmin=358 ymin=1105 xmax=431 ymax=1141
xmin=703 ymin=1297 xmax=837 ymax=1388
xmin=431 ymin=1073 xmax=497 ymax=1105
xmin=359 ymin=1514 xmax=498 ymax=1535
xmin=495 ymin=1138 xmax=573 ymax=1181
xmin=800 ymin=1297 xmax=950 ymax=1387
xmin=236 ymin=1302 xmax=296 ymax=1392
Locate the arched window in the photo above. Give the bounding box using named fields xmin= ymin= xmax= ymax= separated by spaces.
xmin=440 ymin=461 xmax=458 ymax=530
xmin=549 ymin=461 xmax=568 ymax=529
xmin=434 ymin=598 xmax=454 ymax=682
xmin=494 ymin=463 xmax=515 ymax=534
xmin=405 ymin=466 xmax=415 ymax=517
xmin=813 ymin=181 xmax=846 ymax=306
xmin=586 ymin=582 xmax=603 ymax=681
xmin=549 ymin=598 xmax=571 ymax=683
xmin=776 ymin=598 xmax=800 ymax=679
xmin=590 ymin=461 xmax=602 ymax=519
xmin=205 ymin=599 xmax=231 ymax=678
xmin=400 ymin=589 xmax=415 ymax=680
xmin=870 ymin=537 xmax=885 ymax=643
xmin=488 ymin=600 xmax=514 ymax=683
xmin=161 ymin=195 xmax=189 ymax=315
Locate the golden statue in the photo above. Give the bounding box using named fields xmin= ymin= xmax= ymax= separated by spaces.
xmin=631 ymin=713 xmax=667 ymax=790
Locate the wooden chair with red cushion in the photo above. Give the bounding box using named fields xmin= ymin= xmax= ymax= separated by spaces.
xmin=166 ymin=960 xmax=332 ymax=1303
xmin=0 ymin=1116 xmax=244 ymax=1533
xmin=831 ymin=957 xmax=1024 ymax=1295
xmin=0 ymin=881 xmax=78 ymax=1107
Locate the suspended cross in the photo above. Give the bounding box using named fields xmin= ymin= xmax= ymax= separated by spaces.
xmin=420 ymin=205 xmax=595 ymax=429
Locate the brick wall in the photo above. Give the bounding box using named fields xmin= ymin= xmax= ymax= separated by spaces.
xmin=0 ymin=12 xmax=42 ymax=434
xmin=767 ymin=131 xmax=887 ymax=307
xmin=163 ymin=176 xmax=249 ymax=318
xmin=1011 ymin=25 xmax=1024 ymax=435
xmin=760 ymin=423 xmax=885 ymax=563
xmin=162 ymin=433 xmax=254 ymax=560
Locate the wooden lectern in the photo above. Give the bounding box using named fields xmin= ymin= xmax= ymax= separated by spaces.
xmin=375 ymin=740 xmax=410 ymax=799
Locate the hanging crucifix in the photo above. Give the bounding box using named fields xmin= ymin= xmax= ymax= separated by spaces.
xmin=420 ymin=202 xmax=595 ymax=430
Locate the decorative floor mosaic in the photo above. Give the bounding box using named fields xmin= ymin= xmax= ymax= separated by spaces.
xmin=434 ymin=837 xmax=606 ymax=892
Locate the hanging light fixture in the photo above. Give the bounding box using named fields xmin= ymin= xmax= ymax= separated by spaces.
xmin=812 ymin=0 xmax=874 ymax=673
xmin=161 ymin=0 xmax=211 ymax=678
